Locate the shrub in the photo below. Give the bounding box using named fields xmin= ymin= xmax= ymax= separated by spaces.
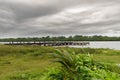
xmin=41 ymin=50 xmax=120 ymax=80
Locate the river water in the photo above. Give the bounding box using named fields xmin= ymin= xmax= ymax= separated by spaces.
xmin=69 ymin=41 xmax=120 ymax=50
xmin=0 ymin=41 xmax=120 ymax=50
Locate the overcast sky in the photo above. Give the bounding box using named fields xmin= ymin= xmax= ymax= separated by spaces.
xmin=0 ymin=0 xmax=120 ymax=38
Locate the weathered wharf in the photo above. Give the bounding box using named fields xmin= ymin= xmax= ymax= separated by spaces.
xmin=5 ymin=41 xmax=90 ymax=46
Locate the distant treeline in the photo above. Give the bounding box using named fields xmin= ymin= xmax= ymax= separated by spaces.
xmin=0 ymin=35 xmax=120 ymax=42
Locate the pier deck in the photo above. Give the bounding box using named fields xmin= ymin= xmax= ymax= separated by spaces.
xmin=5 ymin=41 xmax=90 ymax=46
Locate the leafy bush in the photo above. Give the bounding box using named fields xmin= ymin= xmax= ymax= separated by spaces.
xmin=40 ymin=67 xmax=64 ymax=80
xmin=41 ymin=50 xmax=120 ymax=80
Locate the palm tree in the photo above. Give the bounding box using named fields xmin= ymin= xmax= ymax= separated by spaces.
xmin=51 ymin=49 xmax=81 ymax=80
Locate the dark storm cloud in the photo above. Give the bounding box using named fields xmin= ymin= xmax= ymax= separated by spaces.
xmin=0 ymin=0 xmax=120 ymax=38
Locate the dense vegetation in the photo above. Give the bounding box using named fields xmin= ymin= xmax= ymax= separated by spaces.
xmin=0 ymin=35 xmax=120 ymax=42
xmin=0 ymin=45 xmax=120 ymax=80
xmin=41 ymin=50 xmax=120 ymax=80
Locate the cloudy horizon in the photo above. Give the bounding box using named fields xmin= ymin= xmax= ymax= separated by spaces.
xmin=0 ymin=0 xmax=120 ymax=38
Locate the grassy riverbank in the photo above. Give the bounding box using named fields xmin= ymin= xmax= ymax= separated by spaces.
xmin=0 ymin=45 xmax=120 ymax=80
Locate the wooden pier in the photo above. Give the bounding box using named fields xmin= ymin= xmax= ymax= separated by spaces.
xmin=5 ymin=41 xmax=90 ymax=46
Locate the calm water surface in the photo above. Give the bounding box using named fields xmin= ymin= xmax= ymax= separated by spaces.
xmin=0 ymin=41 xmax=120 ymax=50
xmin=70 ymin=41 xmax=120 ymax=50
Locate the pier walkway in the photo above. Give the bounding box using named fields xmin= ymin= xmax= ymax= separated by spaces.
xmin=6 ymin=41 xmax=90 ymax=46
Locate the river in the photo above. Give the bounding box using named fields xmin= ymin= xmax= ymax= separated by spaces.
xmin=69 ymin=41 xmax=120 ymax=50
xmin=0 ymin=41 xmax=120 ymax=50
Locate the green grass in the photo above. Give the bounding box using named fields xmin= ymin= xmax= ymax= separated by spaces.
xmin=93 ymin=54 xmax=120 ymax=63
xmin=0 ymin=45 xmax=55 ymax=79
xmin=0 ymin=56 xmax=52 ymax=79
xmin=0 ymin=45 xmax=119 ymax=79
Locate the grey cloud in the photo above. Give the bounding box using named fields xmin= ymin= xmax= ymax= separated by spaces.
xmin=0 ymin=0 xmax=120 ymax=38
xmin=0 ymin=1 xmax=61 ymax=22
xmin=1 ymin=0 xmax=118 ymax=21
